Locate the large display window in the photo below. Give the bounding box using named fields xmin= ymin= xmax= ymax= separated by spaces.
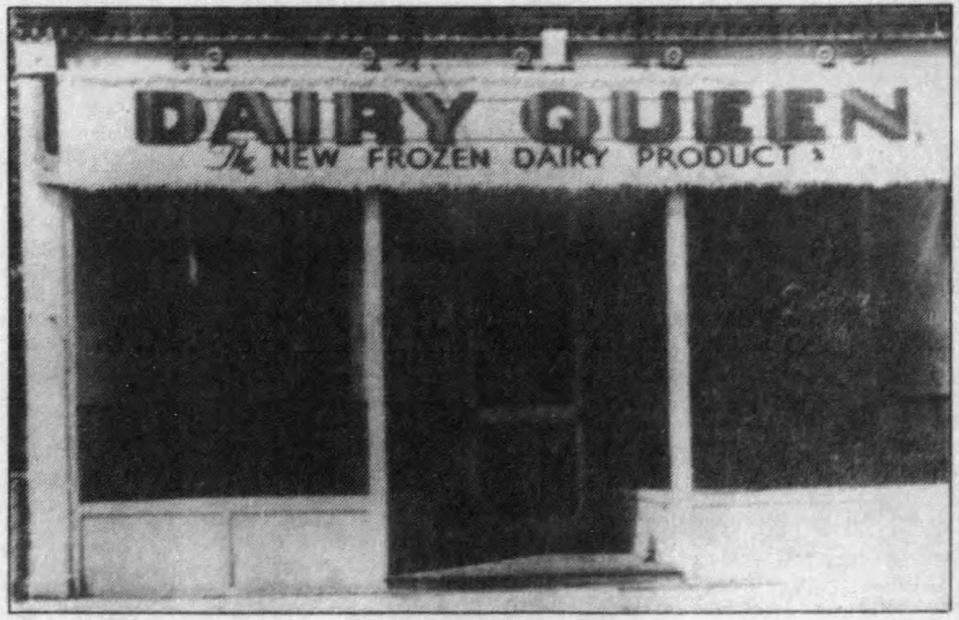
xmin=75 ymin=189 xmax=367 ymax=501
xmin=689 ymin=184 xmax=950 ymax=488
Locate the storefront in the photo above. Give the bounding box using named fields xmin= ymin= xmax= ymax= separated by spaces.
xmin=11 ymin=7 xmax=950 ymax=602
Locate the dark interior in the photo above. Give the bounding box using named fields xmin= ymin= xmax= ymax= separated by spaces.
xmin=75 ymin=189 xmax=367 ymax=501
xmin=688 ymin=185 xmax=950 ymax=489
xmin=383 ymin=189 xmax=669 ymax=575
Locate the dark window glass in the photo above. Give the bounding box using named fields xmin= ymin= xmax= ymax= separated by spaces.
xmin=75 ymin=189 xmax=366 ymax=501
xmin=689 ymin=185 xmax=950 ymax=488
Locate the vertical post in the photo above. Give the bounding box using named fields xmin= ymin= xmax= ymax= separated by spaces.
xmin=16 ymin=51 xmax=78 ymax=597
xmin=666 ymin=189 xmax=693 ymax=494
xmin=362 ymin=189 xmax=389 ymax=585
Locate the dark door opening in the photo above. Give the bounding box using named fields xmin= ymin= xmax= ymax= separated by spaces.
xmin=384 ymin=189 xmax=668 ymax=578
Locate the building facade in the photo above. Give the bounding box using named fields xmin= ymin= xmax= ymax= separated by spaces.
xmin=9 ymin=6 xmax=951 ymax=606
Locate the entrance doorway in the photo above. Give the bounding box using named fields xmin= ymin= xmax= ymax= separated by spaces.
xmin=384 ymin=189 xmax=669 ymax=578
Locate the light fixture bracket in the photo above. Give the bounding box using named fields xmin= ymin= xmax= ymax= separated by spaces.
xmin=660 ymin=46 xmax=685 ymax=70
xmin=360 ymin=46 xmax=381 ymax=72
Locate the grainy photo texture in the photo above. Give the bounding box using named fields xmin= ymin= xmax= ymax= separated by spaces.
xmin=7 ymin=5 xmax=952 ymax=613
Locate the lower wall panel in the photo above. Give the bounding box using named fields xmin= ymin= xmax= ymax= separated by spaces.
xmin=232 ymin=513 xmax=380 ymax=594
xmin=82 ymin=514 xmax=228 ymax=598
xmin=81 ymin=507 xmax=381 ymax=597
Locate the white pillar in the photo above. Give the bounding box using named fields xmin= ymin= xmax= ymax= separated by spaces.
xmin=16 ymin=46 xmax=78 ymax=598
xmin=666 ymin=189 xmax=693 ymax=494
xmin=361 ymin=189 xmax=389 ymax=585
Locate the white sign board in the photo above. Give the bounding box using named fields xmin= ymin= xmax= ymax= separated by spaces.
xmin=50 ymin=56 xmax=949 ymax=189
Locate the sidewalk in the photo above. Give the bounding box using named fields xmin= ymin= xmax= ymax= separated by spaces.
xmin=12 ymin=576 xmax=950 ymax=614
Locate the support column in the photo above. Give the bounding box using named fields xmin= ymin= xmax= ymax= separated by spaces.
xmin=16 ymin=46 xmax=78 ymax=598
xmin=666 ymin=189 xmax=693 ymax=494
xmin=361 ymin=189 xmax=389 ymax=586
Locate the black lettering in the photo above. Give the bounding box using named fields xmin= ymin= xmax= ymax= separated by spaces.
xmin=367 ymin=147 xmax=385 ymax=168
xmin=779 ymin=143 xmax=795 ymax=166
xmin=657 ymin=146 xmax=677 ymax=169
xmin=729 ymin=145 xmax=749 ymax=168
xmin=514 ymin=147 xmax=535 ymax=169
xmin=841 ymin=88 xmax=908 ymax=141
xmin=402 ymin=92 xmax=477 ymax=145
xmin=751 ymin=145 xmax=775 ymax=167
xmin=538 ymin=147 xmax=559 ymax=168
xmin=293 ymin=145 xmax=310 ymax=169
xmin=695 ymin=90 xmax=752 ymax=143
xmin=520 ymin=91 xmax=600 ymax=145
xmin=135 ymin=91 xmax=206 ymax=145
xmin=704 ymin=144 xmax=725 ymax=168
xmin=334 ymin=92 xmax=404 ymax=145
xmin=291 ymin=91 xmax=320 ymax=144
xmin=211 ymin=92 xmax=286 ymax=145
xmin=312 ymin=147 xmax=339 ymax=167
xmin=407 ymin=147 xmax=431 ymax=169
xmin=637 ymin=145 xmax=655 ymax=167
xmin=470 ymin=148 xmax=491 ymax=168
xmin=570 ymin=147 xmax=588 ymax=167
xmin=767 ymin=89 xmax=825 ymax=143
xmin=271 ymin=144 xmax=290 ymax=167
xmin=678 ymin=147 xmax=703 ymax=168
xmin=452 ymin=147 xmax=468 ymax=169
xmin=387 ymin=146 xmax=405 ymax=168
xmin=611 ymin=91 xmax=680 ymax=144
xmin=432 ymin=146 xmax=449 ymax=169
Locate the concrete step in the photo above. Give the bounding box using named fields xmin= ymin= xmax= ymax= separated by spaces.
xmin=389 ymin=553 xmax=683 ymax=590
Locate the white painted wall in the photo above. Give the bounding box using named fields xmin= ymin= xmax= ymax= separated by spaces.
xmin=632 ymin=483 xmax=949 ymax=609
